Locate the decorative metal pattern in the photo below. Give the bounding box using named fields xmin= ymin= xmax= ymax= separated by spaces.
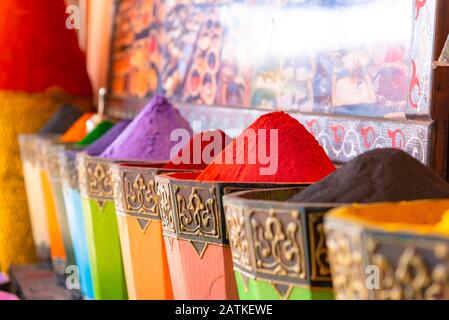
xmin=77 ymin=154 xmax=88 ymax=197
xmin=225 ymin=204 xmax=251 ymax=270
xmin=366 ymin=234 xmax=449 ymax=300
xmin=88 ymin=164 xmax=113 ymax=198
xmin=175 ymin=186 xmax=220 ymax=240
xmin=325 ymin=217 xmax=449 ymax=300
xmin=224 ymin=203 xmax=311 ymax=288
xmin=308 ymin=212 xmax=331 ymax=281
xmin=78 ymin=155 xmax=114 ymax=203
xmin=111 ymin=165 xmax=125 ymax=216
xmin=60 ymin=152 xmax=79 ymax=191
xmin=250 ymin=209 xmax=306 ymax=280
xmin=115 ymin=167 xmax=162 ymax=232
xmin=45 ymin=143 xmax=65 ymax=180
xmin=157 ymin=178 xmax=176 ymax=235
xmin=88 ymin=164 xmax=112 ymax=198
xmin=155 ymin=176 xmax=229 ymax=257
xmin=325 ymin=221 xmax=369 ymax=300
xmin=124 ymin=173 xmax=158 ymax=218
xmin=157 ymin=177 xmax=307 ymax=261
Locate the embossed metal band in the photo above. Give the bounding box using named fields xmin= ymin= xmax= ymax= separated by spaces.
xmin=308 ymin=212 xmax=332 ymax=281
xmin=78 ymin=155 xmax=114 ymax=201
xmin=324 ymin=220 xmax=367 ymax=300
xmin=34 ymin=135 xmax=61 ymax=169
xmin=174 ymin=184 xmax=221 ymax=244
xmin=111 ymin=165 xmax=125 ymax=216
xmin=20 ymin=135 xmax=59 ymax=168
xmin=45 ymin=143 xmax=66 ymax=181
xmin=113 ymin=165 xmax=161 ymax=232
xmin=156 ymin=177 xmax=307 ymax=260
xmin=225 ymin=204 xmax=309 ymax=287
xmin=155 ymin=175 xmax=227 ymax=257
xmin=60 ymin=151 xmax=80 ymax=191
xmin=223 ymin=190 xmax=335 ymax=290
xmin=157 ymin=178 xmax=176 ymax=236
xmin=365 ymin=234 xmax=449 ymax=300
xmin=325 ymin=218 xmax=449 ymax=300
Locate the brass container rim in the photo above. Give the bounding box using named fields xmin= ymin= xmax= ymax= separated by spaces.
xmin=325 ymin=199 xmax=449 ymax=240
xmin=222 ymin=187 xmax=344 ymax=210
xmin=113 ymin=163 xmax=203 ymax=231
xmin=156 ymin=171 xmax=311 ymax=188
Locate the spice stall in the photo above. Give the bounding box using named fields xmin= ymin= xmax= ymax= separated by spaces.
xmin=100 ymin=0 xmax=449 ymax=300
xmin=1 ymin=0 xmax=449 ymax=301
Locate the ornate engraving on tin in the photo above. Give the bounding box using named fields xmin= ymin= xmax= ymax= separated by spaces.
xmin=224 ymin=204 xmax=251 ymax=271
xmin=122 ymin=171 xmax=159 ymax=232
xmin=157 ymin=180 xmax=176 ymax=235
xmin=78 ymin=156 xmax=113 ymax=209
xmin=78 ymin=155 xmax=88 ymax=196
xmin=224 ymin=202 xmax=313 ymax=297
xmin=174 ymin=185 xmax=220 ymax=257
xmin=366 ymin=235 xmax=449 ymax=300
xmin=325 ymin=223 xmax=369 ymax=300
xmin=46 ymin=145 xmax=63 ymax=180
xmin=250 ymin=210 xmax=306 ymax=280
xmin=125 ymin=174 xmax=158 ymax=215
xmin=61 ymin=154 xmax=79 ymax=190
xmin=87 ymin=163 xmax=113 ymax=199
xmin=308 ymin=213 xmax=331 ymax=281
xmin=111 ymin=165 xmax=125 ymax=215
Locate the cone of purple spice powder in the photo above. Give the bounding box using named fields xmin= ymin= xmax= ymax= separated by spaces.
xmin=100 ymin=96 xmax=192 ymax=161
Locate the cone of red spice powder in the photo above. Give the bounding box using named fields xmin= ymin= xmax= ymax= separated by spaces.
xmin=164 ymin=130 xmax=232 ymax=170
xmin=196 ymin=112 xmax=335 ymax=183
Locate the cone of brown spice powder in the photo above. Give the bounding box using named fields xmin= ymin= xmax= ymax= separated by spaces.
xmin=290 ymin=148 xmax=449 ymax=203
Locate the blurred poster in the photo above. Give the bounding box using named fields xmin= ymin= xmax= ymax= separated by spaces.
xmin=110 ymin=0 xmax=416 ymax=118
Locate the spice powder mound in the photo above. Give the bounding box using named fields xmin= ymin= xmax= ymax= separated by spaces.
xmin=197 ymin=112 xmax=335 ymax=183
xmin=164 ymin=130 xmax=231 ymax=170
xmin=100 ymin=96 xmax=192 ymax=161
xmin=290 ymin=148 xmax=449 ymax=203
